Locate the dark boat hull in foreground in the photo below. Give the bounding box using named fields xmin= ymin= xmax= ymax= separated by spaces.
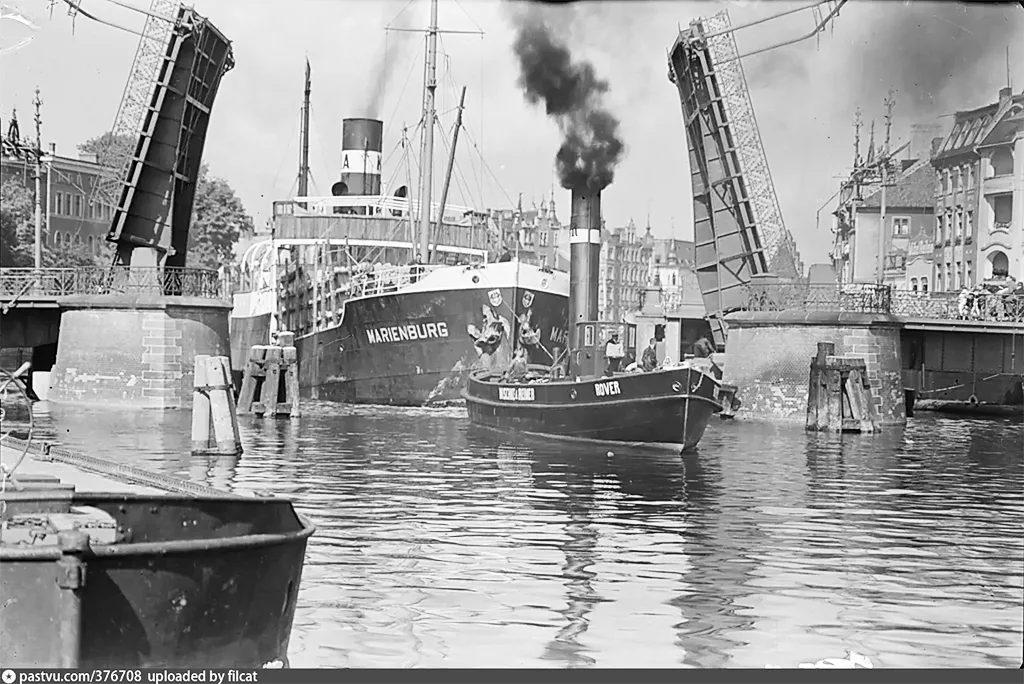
xmin=463 ymin=364 xmax=723 ymax=452
xmin=1 ymin=439 xmax=314 ymax=668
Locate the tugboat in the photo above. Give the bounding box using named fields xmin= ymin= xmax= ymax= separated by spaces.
xmin=463 ymin=190 xmax=723 ymax=452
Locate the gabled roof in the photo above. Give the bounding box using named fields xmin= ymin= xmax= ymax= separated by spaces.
xmin=979 ymin=94 xmax=1024 ymax=149
xmin=859 ymin=156 xmax=937 ymax=209
xmin=933 ymin=90 xmax=1024 ymax=161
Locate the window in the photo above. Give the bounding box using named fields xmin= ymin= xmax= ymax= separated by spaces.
xmin=88 ymin=235 xmax=95 ymax=252
xmin=892 ymin=217 xmax=910 ymax=237
xmin=955 ymin=262 xmax=961 ymax=289
xmin=74 ymin=195 xmax=83 ymax=217
xmin=921 ymin=277 xmax=928 ymax=293
xmin=954 ymin=210 xmax=962 ymax=241
xmin=965 ymin=210 xmax=973 ymax=241
xmin=54 ymin=193 xmax=63 ymax=215
xmin=991 ymin=148 xmax=1013 ymax=176
xmin=965 ymin=262 xmax=972 ymax=288
xmin=911 ymin=278 xmax=919 ymax=292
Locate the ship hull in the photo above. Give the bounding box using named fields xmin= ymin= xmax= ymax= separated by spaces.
xmin=463 ymin=365 xmax=723 ymax=452
xmin=1 ymin=494 xmax=313 ymax=669
xmin=230 ymin=289 xmax=277 ymax=387
xmin=295 ymin=263 xmax=570 ymax=406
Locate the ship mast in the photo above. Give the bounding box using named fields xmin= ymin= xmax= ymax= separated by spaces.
xmin=298 ymin=59 xmax=311 ymax=197
xmin=417 ymin=0 xmax=439 ymax=263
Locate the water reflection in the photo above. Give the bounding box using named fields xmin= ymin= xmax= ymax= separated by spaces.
xmin=25 ymin=402 xmax=1024 ymax=668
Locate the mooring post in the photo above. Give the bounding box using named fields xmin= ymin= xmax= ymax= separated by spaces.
xmin=806 ymin=342 xmax=835 ymax=432
xmin=207 ymin=355 xmax=242 ymax=455
xmin=56 ymin=530 xmax=90 ymax=668
xmin=190 ymin=354 xmax=212 ymax=451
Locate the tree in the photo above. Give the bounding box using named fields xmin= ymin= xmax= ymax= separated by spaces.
xmin=187 ymin=164 xmax=254 ymax=270
xmin=78 ymin=131 xmax=133 ymax=171
xmin=1 ymin=176 xmax=36 ymax=267
xmin=80 ymin=131 xmax=253 ymax=269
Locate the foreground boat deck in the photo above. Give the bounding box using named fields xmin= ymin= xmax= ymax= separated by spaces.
xmin=0 ymin=437 xmax=241 ymax=499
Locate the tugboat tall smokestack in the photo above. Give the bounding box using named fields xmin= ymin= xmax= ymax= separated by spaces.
xmin=569 ymin=189 xmax=602 ymax=348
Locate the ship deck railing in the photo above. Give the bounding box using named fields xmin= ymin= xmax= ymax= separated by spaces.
xmin=278 ymin=194 xmax=486 ymax=226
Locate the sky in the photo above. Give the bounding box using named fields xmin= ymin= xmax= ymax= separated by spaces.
xmin=2 ymin=0 xmax=1022 ymax=268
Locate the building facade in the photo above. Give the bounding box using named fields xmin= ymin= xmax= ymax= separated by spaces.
xmin=597 ymin=219 xmax=654 ymax=322
xmin=649 ymin=237 xmax=696 ymax=312
xmin=489 ymin=196 xmax=564 ymax=268
xmin=1 ymin=134 xmax=112 ymax=261
xmin=830 ymin=119 xmax=943 ymax=288
xmin=930 ymin=87 xmax=1023 ymax=290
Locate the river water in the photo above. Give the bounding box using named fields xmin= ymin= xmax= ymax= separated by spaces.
xmin=25 ymin=401 xmax=1024 ymax=668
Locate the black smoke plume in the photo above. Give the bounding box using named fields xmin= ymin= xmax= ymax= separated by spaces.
xmin=511 ymin=12 xmax=625 ymax=192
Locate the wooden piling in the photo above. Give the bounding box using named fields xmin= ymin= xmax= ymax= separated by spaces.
xmin=190 ymin=356 xmax=212 ymax=452
xmin=805 ymin=342 xmax=880 ymax=433
xmin=236 ymin=331 xmax=300 ymax=419
xmin=191 ymin=354 xmax=243 ymax=455
xmin=236 ymin=345 xmax=266 ymax=415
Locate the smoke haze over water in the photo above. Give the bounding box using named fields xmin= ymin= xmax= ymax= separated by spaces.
xmin=509 ymin=9 xmax=625 ymax=192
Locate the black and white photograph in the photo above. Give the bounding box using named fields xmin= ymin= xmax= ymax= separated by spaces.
xmin=0 ymin=0 xmax=1021 ymax=674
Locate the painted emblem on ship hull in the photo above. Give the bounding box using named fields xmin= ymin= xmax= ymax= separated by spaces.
xmin=522 ymin=291 xmax=534 ymax=308
xmin=468 ymin=305 xmax=511 ymax=362
xmin=488 ymin=289 xmax=503 ymax=308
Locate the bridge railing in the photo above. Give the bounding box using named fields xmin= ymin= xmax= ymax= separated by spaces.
xmin=891 ymin=289 xmax=1024 ymax=323
xmin=740 ymin=283 xmax=1024 ymax=324
xmin=742 ymin=282 xmax=892 ymax=314
xmin=0 ymin=267 xmax=225 ymax=300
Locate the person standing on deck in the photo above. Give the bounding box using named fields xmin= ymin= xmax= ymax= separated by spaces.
xmin=693 ymin=336 xmax=715 ymax=359
xmin=641 ymin=337 xmax=658 ymax=372
xmin=504 ymin=347 xmax=529 ymax=382
xmin=605 ymin=332 xmax=624 ymax=376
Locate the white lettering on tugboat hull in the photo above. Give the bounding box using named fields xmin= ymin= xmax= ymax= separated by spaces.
xmin=367 ymin=322 xmax=449 ymax=344
xmin=499 ymin=387 xmax=536 ymax=402
xmin=594 ymin=380 xmax=621 ymax=397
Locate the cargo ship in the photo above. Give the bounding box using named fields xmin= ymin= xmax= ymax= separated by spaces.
xmin=228 ymin=0 xmax=570 ymax=405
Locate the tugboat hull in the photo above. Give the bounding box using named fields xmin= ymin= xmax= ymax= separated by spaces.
xmin=463 ymin=365 xmax=723 ymax=452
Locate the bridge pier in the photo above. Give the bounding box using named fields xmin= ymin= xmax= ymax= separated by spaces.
xmin=722 ymin=311 xmax=906 ymax=427
xmin=47 ymin=296 xmax=230 ymax=409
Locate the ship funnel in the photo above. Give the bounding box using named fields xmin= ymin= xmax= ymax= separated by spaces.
xmin=340 ymin=117 xmax=383 ymax=198
xmin=569 ymin=189 xmax=602 ymax=348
